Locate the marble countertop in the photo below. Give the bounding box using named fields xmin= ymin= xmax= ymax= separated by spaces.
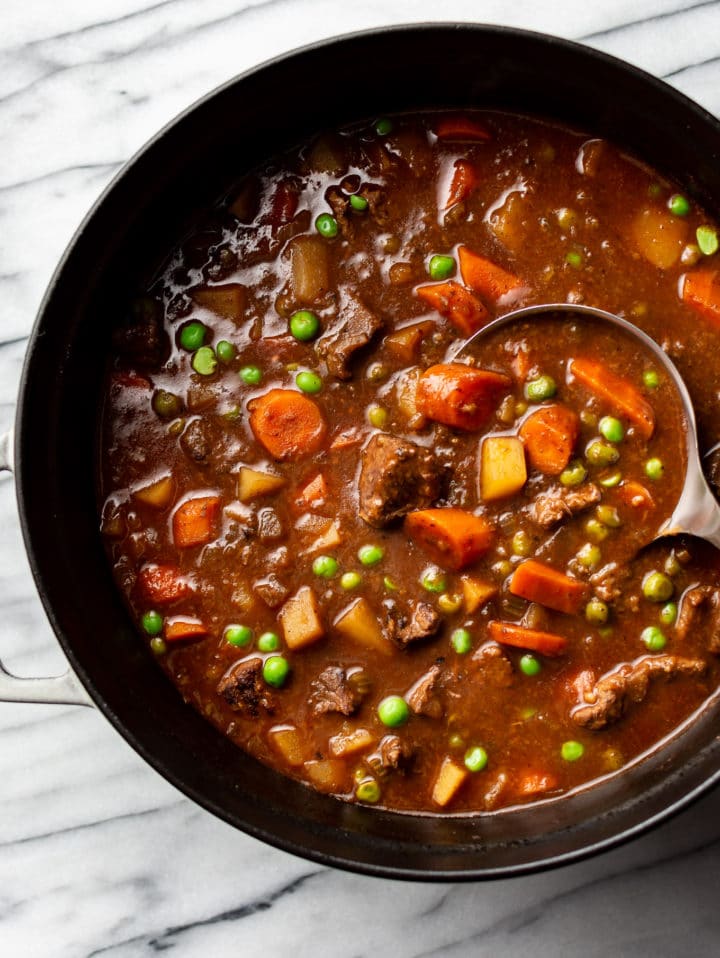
xmin=3 ymin=1 xmax=720 ymax=954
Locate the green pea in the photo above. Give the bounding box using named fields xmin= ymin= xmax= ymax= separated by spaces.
xmin=150 ymin=636 xmax=167 ymax=655
xmin=438 ymin=592 xmax=462 ymax=614
xmin=585 ymin=518 xmax=609 ymax=543
xmin=358 ymin=544 xmax=384 ymax=566
xmin=645 ymin=457 xmax=664 ymax=481
xmin=356 ymin=779 xmax=381 ymax=803
xmin=599 ymin=471 xmax=623 ymax=488
xmin=225 ymin=624 xmax=253 ymax=647
xmin=585 ymin=440 xmax=620 ymax=466
xmin=179 ymin=321 xmax=207 ymax=351
xmin=141 ymin=610 xmax=163 ymax=636
xmin=340 ymin=572 xmax=362 ymax=590
xmin=289 ymin=310 xmax=320 ymax=341
xmin=383 ymin=576 xmax=399 ymax=591
xmin=449 ymin=733 xmax=465 ymax=750
xmin=660 ymin=602 xmax=678 ymax=626
xmin=367 ymin=404 xmax=388 ymax=429
xmin=312 ymin=555 xmax=338 ymax=578
xmin=377 ymin=695 xmax=409 ymax=728
xmin=585 ymin=597 xmax=609 ymax=625
xmin=492 ymin=559 xmax=513 ymax=579
xmin=427 ymin=254 xmax=456 ymax=281
xmin=192 ymin=346 xmax=217 ymax=376
xmin=643 ymin=369 xmax=660 ymax=389
xmin=464 ymin=746 xmax=489 ymax=772
xmin=512 ymin=530 xmax=533 ymax=556
xmin=296 ymin=370 xmax=323 ymax=394
xmin=421 ymin=568 xmax=446 ymax=593
xmin=216 ymin=340 xmax=236 ymax=363
xmin=599 ymin=416 xmax=625 ymax=443
xmin=577 ymin=543 xmax=601 ymax=569
xmin=565 ymin=250 xmax=583 ymax=268
xmin=525 ymin=375 xmax=557 ymax=401
xmin=152 ymin=390 xmax=182 ymax=420
xmin=315 ymin=213 xmax=339 ymax=239
xmin=451 ymin=628 xmax=472 ymax=654
xmin=263 ymin=655 xmax=290 ymax=687
xmin=596 ymin=505 xmax=621 ymax=528
xmin=664 ymin=553 xmax=682 ymax=577
xmin=349 ymin=193 xmax=369 ymax=212
xmin=520 ymin=654 xmax=541 ymax=677
xmin=642 ymin=571 xmax=673 ymax=602
xmin=257 ymin=631 xmax=281 ymax=652
xmin=239 ymin=364 xmax=262 ymax=385
xmin=668 ymin=194 xmax=690 ymax=217
xmin=367 ymin=362 xmax=388 ymax=382
xmin=641 ymin=625 xmax=667 ymax=652
xmin=697 ymin=225 xmax=719 ymax=256
xmin=375 ymin=117 xmax=393 ymax=135
xmin=560 ymin=460 xmax=587 ymax=487
xmin=561 ymin=740 xmax=585 ymax=762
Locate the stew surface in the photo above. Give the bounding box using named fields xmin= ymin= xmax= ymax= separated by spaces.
xmin=101 ymin=111 xmax=720 ymax=813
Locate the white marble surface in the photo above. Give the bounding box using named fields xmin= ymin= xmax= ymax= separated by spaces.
xmin=2 ymin=1 xmax=720 ymax=954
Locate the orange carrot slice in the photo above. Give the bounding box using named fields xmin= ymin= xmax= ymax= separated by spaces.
xmin=415 ymin=282 xmax=489 ymax=336
xmin=249 ymin=389 xmax=327 ymax=460
xmin=173 ymin=495 xmax=221 ymax=549
xmin=435 ymin=116 xmax=491 ymax=142
xmin=681 ymin=270 xmax=720 ymax=326
xmin=617 ymin=480 xmax=655 ymax=512
xmin=138 ymin=564 xmax=191 ymax=605
xmin=164 ymin=617 xmax=208 ymax=643
xmin=569 ymin=357 xmax=655 ymax=440
xmin=417 ymin=363 xmax=511 ymax=431
xmin=458 ymin=246 xmax=523 ymax=301
xmin=404 ymin=508 xmax=495 ymax=571
xmin=516 ymin=771 xmax=560 ymax=797
xmin=488 ymin=620 xmax=567 ymax=657
xmin=510 ymin=559 xmax=588 ymax=615
xmin=444 ymin=159 xmax=480 ymax=208
xmin=519 ymin=404 xmax=580 ymax=475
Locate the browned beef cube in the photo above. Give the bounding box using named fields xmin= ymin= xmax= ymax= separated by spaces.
xmin=358 ymin=433 xmax=442 ymax=528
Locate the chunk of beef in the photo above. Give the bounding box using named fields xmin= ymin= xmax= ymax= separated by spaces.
xmin=358 ymin=434 xmax=442 ymax=528
xmin=675 ymin=585 xmax=720 ymax=652
xmin=180 ymin=418 xmax=213 ymax=462
xmin=386 ymin=600 xmax=442 ymax=647
xmin=257 ymin=507 xmax=283 ymax=542
xmin=531 ymin=483 xmax=601 ymax=529
xmin=589 ymin=562 xmax=632 ymax=604
xmin=572 ymin=655 xmax=706 ymax=730
xmin=310 ymin=666 xmax=364 ymax=716
xmin=406 ymin=664 xmax=443 ymax=718
xmin=253 ymin=574 xmax=289 ymax=609
xmin=325 ymin=185 xmax=352 ymax=236
xmin=373 ymin=734 xmax=414 ymax=772
xmin=470 ymin=643 xmax=514 ymax=688
xmin=217 ymin=657 xmax=274 ymax=716
xmin=113 ymin=298 xmax=167 ymax=368
xmin=318 ymin=297 xmax=384 ymax=380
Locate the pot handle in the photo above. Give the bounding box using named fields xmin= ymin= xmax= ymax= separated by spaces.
xmin=0 ymin=428 xmax=93 ymax=707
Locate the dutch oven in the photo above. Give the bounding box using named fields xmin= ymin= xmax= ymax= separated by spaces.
xmin=2 ymin=24 xmax=720 ymax=880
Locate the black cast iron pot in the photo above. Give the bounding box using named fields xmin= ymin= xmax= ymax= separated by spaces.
xmin=3 ymin=24 xmax=720 ymax=880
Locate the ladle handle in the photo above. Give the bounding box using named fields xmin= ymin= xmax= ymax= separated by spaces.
xmin=0 ymin=429 xmax=92 ymax=706
xmin=660 ymin=455 xmax=720 ymax=550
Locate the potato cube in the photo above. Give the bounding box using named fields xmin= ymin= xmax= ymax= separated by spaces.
xmin=630 ymin=207 xmax=687 ymax=270
xmin=238 ymin=467 xmax=287 ymax=502
xmin=461 ymin=576 xmax=497 ymax=613
xmin=290 ymin=235 xmax=329 ymax=303
xmin=192 ymin=283 xmax=246 ymax=321
xmin=431 ymin=756 xmax=469 ymax=807
xmin=269 ymin=726 xmax=304 ymax=766
xmin=334 ymin=598 xmax=392 ymax=655
xmin=278 ymin=586 xmax=324 ymax=650
xmin=480 ymin=436 xmax=527 ymax=501
xmin=133 ymin=475 xmax=175 ymax=509
xmin=328 ymin=727 xmax=374 ymax=758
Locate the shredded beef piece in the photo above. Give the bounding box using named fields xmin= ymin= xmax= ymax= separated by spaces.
xmin=325 ymin=185 xmax=352 ymax=236
xmin=257 ymin=508 xmax=283 ymax=542
xmin=318 ymin=297 xmax=384 ymax=380
xmin=375 ymin=734 xmax=414 ymax=771
xmin=113 ymin=299 xmax=167 ymax=368
xmin=180 ymin=418 xmax=213 ymax=462
xmin=589 ymin=562 xmax=632 ymax=604
xmin=253 ymin=574 xmax=289 ymax=609
xmin=217 ymin=657 xmax=274 ymax=716
xmin=356 ymin=183 xmax=390 ymax=225
xmin=532 ymin=483 xmax=601 ymax=529
xmin=406 ymin=664 xmax=443 ymax=718
xmin=358 ymin=433 xmax=442 ymax=528
xmin=471 ymin=643 xmax=514 ymax=688
xmin=386 ymin=600 xmax=442 ymax=647
xmin=310 ymin=666 xmax=364 ymax=716
xmin=572 ymin=655 xmax=706 ymax=730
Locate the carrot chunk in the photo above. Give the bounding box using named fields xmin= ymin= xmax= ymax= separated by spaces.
xmin=173 ymin=495 xmax=221 ymax=548
xmin=249 ymin=389 xmax=327 ymax=460
xmin=519 ymin=404 xmax=580 ymax=475
xmin=415 ymin=282 xmax=489 ymax=337
xmin=405 ymin=508 xmax=495 ymax=571
xmin=488 ymin=620 xmax=567 ymax=657
xmin=516 ymin=771 xmax=559 ymax=797
xmin=458 ymin=246 xmax=523 ymax=301
xmin=681 ymin=270 xmax=720 ymax=326
xmin=617 ymin=480 xmax=655 ymax=513
xmin=444 ymin=158 xmax=480 ymax=209
xmin=138 ymin=564 xmax=191 ymax=605
xmin=510 ymin=559 xmax=588 ymax=614
xmin=417 ymin=363 xmax=511 ymax=431
xmin=164 ymin=616 xmax=208 ymax=643
xmin=296 ymin=472 xmax=328 ymax=509
xmin=569 ymin=357 xmax=655 ymax=440
xmin=435 ymin=115 xmax=491 ymax=142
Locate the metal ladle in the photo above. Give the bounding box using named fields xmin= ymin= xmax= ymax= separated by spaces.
xmin=454 ymin=302 xmax=720 ymax=549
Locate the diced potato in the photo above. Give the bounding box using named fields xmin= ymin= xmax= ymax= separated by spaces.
xmin=289 ymin=235 xmax=329 ymax=303
xmin=489 ymin=190 xmax=527 ymax=252
xmin=133 ymin=475 xmax=175 ymax=509
xmin=395 ymin=367 xmax=427 ymax=430
xmin=329 ymin=727 xmax=375 ymax=758
xmin=278 ymin=585 xmax=324 ymax=650
xmin=269 ymin=726 xmax=305 ymax=766
xmin=192 ymin=283 xmax=246 ymax=321
xmin=631 ymin=207 xmax=688 ymax=269
xmin=307 ymin=134 xmax=347 ymax=176
xmin=301 ymin=520 xmax=342 ymax=556
xmin=384 ymin=321 xmax=434 ymax=365
xmin=238 ymin=467 xmax=287 ymax=503
xmin=480 ymin=436 xmax=527 ymax=501
xmin=461 ymin=576 xmax=498 ymax=613
xmin=304 ymin=759 xmax=346 ymax=792
xmin=334 ymin=598 xmax=392 ymax=655
xmin=432 ymin=756 xmax=470 ymax=807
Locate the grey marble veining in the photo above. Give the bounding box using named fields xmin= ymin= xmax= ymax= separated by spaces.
xmin=2 ymin=1 xmax=720 ymax=955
